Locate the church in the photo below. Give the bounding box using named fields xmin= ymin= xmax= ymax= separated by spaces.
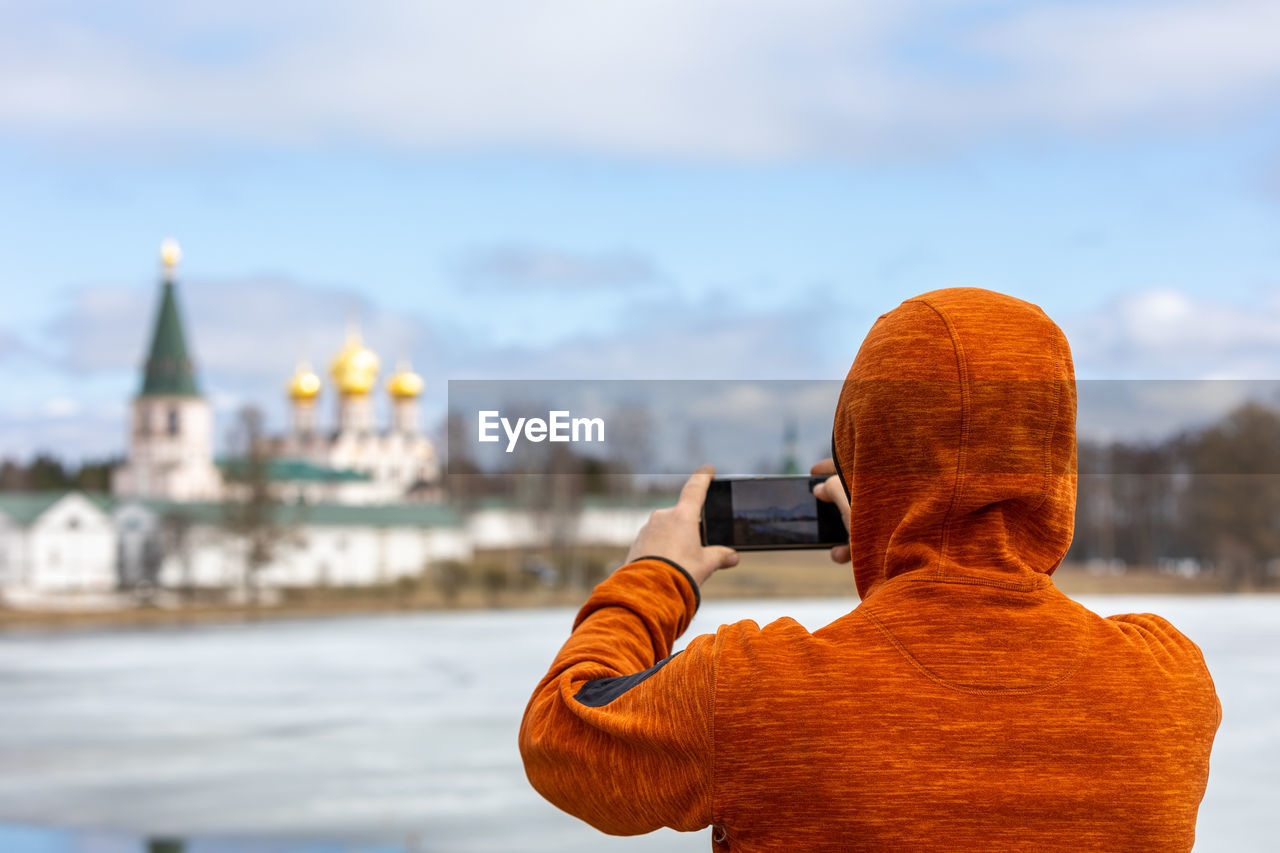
xmin=111 ymin=239 xmax=441 ymax=505
xmin=0 ymin=242 xmax=652 ymax=599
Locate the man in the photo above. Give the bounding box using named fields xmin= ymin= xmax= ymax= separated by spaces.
xmin=519 ymin=288 xmax=1220 ymax=851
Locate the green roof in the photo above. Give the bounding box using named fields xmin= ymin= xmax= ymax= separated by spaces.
xmin=582 ymin=494 xmax=677 ymax=511
xmin=464 ymin=494 xmax=677 ymax=512
xmin=289 ymin=502 xmax=461 ymax=527
xmin=140 ymin=277 xmax=199 ymax=397
xmin=0 ymin=491 xmax=113 ymax=526
xmin=0 ymin=493 xmax=65 ymax=525
xmin=0 ymin=491 xmax=675 ymax=529
xmin=135 ymin=500 xmax=462 ymax=529
xmin=218 ymin=458 xmax=373 ymax=483
xmin=129 ymin=497 xmax=671 ymax=527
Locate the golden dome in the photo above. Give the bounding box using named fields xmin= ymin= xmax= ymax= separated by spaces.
xmin=288 ymin=362 xmax=322 ymax=400
xmin=387 ymin=361 xmax=424 ymax=399
xmin=160 ymin=238 xmax=182 ymax=273
xmin=329 ymin=327 xmax=380 ymax=395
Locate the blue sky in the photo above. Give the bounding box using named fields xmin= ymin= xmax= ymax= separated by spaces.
xmin=2 ymin=0 xmax=1279 ymax=461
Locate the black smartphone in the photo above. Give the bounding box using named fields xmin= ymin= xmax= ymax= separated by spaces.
xmin=700 ymin=475 xmax=847 ymax=550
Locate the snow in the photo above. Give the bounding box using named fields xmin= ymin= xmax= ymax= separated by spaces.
xmin=0 ymin=595 xmax=1274 ymax=852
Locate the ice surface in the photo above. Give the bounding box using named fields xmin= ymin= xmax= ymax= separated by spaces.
xmin=0 ymin=596 xmax=1273 ymax=852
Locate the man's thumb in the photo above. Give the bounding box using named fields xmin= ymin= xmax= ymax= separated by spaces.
xmin=711 ymin=547 xmax=739 ymax=570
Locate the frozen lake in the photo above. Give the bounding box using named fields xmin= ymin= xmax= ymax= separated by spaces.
xmin=0 ymin=595 xmax=1275 ymax=852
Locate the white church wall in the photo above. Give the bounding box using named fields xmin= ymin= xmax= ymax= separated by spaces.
xmin=238 ymin=523 xmax=470 ymax=589
xmin=116 ymin=396 xmax=222 ymax=502
xmin=113 ymin=502 xmax=161 ymax=588
xmin=425 ymin=528 xmax=472 ymax=565
xmin=465 ymin=508 xmax=544 ymax=549
xmin=377 ymin=527 xmax=472 ymax=578
xmin=377 ymin=528 xmax=420 ymax=580
xmin=25 ymin=495 xmax=117 ymax=593
xmin=576 ymin=507 xmax=651 ymax=546
xmin=1 ymin=501 xmax=660 ymax=596
xmin=319 ymin=528 xmax=381 ymax=586
xmin=157 ymin=525 xmax=244 ymax=589
xmin=0 ymin=514 xmax=22 ymax=589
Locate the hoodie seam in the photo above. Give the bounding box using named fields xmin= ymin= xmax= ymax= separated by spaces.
xmin=857 ymin=605 xmax=1094 ymax=696
xmin=709 ymin=625 xmax=721 ymax=835
xmin=911 ymin=298 xmax=970 ymax=583
xmin=632 ymin=555 xmax=701 ymax=613
xmin=1032 ymin=330 xmax=1062 ymax=512
xmin=889 ymin=570 xmax=1049 ymax=594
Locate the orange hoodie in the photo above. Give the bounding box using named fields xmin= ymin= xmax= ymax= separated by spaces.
xmin=519 ymin=288 xmax=1220 ymax=851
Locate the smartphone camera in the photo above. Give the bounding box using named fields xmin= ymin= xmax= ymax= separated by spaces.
xmin=701 ymin=476 xmax=847 ymax=551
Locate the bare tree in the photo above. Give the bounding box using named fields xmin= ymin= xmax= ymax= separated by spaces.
xmin=1183 ymin=403 xmax=1280 ymax=589
xmin=148 ymin=839 xmax=186 ymax=853
xmin=160 ymin=510 xmax=194 ymax=597
xmin=1071 ymin=402 xmax=1280 ymax=590
xmin=222 ymin=405 xmax=278 ymax=602
xmin=608 ymin=402 xmax=654 ymax=488
xmin=544 ymin=443 xmax=586 ymax=588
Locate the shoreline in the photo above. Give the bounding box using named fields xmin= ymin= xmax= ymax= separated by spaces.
xmin=1 ymin=558 xmax=1270 ymax=634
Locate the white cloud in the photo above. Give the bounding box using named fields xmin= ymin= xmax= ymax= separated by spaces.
xmin=41 ymin=397 xmax=80 ymax=418
xmin=26 ymin=274 xmax=1280 ymax=459
xmin=37 ymin=274 xmax=436 ymax=458
xmin=52 ymin=275 xmax=409 ymax=379
xmin=0 ymin=402 xmax=124 ymax=462
xmin=24 ymin=270 xmax=848 ymax=461
xmin=971 ymin=0 xmax=1280 ymax=130
xmin=465 ymin=287 xmax=848 ymax=380
xmin=2 ymin=1 xmax=1278 ymax=160
xmin=456 ymin=246 xmax=660 ymax=290
xmin=0 ymin=328 xmax=25 ymax=359
xmin=1066 ymin=286 xmax=1280 ymax=379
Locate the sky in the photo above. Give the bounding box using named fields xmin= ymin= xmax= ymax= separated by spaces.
xmin=1 ymin=0 xmax=1279 ymax=462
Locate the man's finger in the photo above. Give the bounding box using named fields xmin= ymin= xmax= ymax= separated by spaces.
xmin=829 ymin=544 xmax=851 ymax=564
xmin=711 ymin=546 xmax=739 ymax=570
xmin=675 ymin=464 xmax=716 ymax=519
xmin=810 ymin=457 xmax=836 ymax=476
xmin=821 ymin=474 xmax=850 ymax=517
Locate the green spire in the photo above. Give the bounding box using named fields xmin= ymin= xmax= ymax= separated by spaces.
xmin=140 ymin=250 xmax=199 ymax=397
xmin=780 ymin=418 xmax=800 ymax=475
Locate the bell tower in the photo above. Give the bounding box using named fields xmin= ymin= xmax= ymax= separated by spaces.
xmin=329 ymin=323 xmax=380 ymax=434
xmin=288 ymin=361 xmax=322 ymax=437
xmin=112 ymin=240 xmax=223 ymax=501
xmin=387 ymin=360 xmax=423 ymax=434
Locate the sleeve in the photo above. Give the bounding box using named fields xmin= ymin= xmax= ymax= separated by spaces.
xmin=1108 ymin=612 xmax=1223 ymax=730
xmin=518 ymin=556 xmax=716 ymax=835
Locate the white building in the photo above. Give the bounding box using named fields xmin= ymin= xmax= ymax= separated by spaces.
xmin=0 ymin=492 xmax=666 ymax=600
xmin=112 ymin=240 xmax=223 ymax=502
xmin=0 ymin=493 xmax=118 ymax=595
xmin=267 ymin=330 xmax=440 ymax=503
xmin=112 ymin=240 xmax=440 ymax=507
xmin=0 ymin=241 xmax=663 ymax=603
xmin=138 ymin=501 xmax=472 ymax=589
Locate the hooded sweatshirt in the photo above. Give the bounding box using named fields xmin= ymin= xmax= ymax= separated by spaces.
xmin=519 ymin=288 xmax=1220 ymax=851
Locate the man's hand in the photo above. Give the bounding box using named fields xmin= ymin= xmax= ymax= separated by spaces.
xmin=811 ymin=458 xmax=851 ymax=565
xmin=625 ymin=464 xmax=739 ymax=588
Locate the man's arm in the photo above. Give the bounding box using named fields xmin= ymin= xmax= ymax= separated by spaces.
xmin=518 ymin=467 xmax=737 ymax=835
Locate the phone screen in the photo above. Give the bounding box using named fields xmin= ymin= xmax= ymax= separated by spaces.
xmin=701 ymin=476 xmax=847 ymax=550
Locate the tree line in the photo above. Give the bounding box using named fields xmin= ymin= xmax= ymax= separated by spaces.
xmin=6 ymin=401 xmax=1278 ymax=590
xmin=1069 ymin=401 xmax=1280 ymax=589
xmin=0 ymin=454 xmax=117 ymax=492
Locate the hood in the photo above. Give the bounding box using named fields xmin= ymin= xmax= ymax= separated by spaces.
xmin=833 ymin=288 xmax=1077 ymax=600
